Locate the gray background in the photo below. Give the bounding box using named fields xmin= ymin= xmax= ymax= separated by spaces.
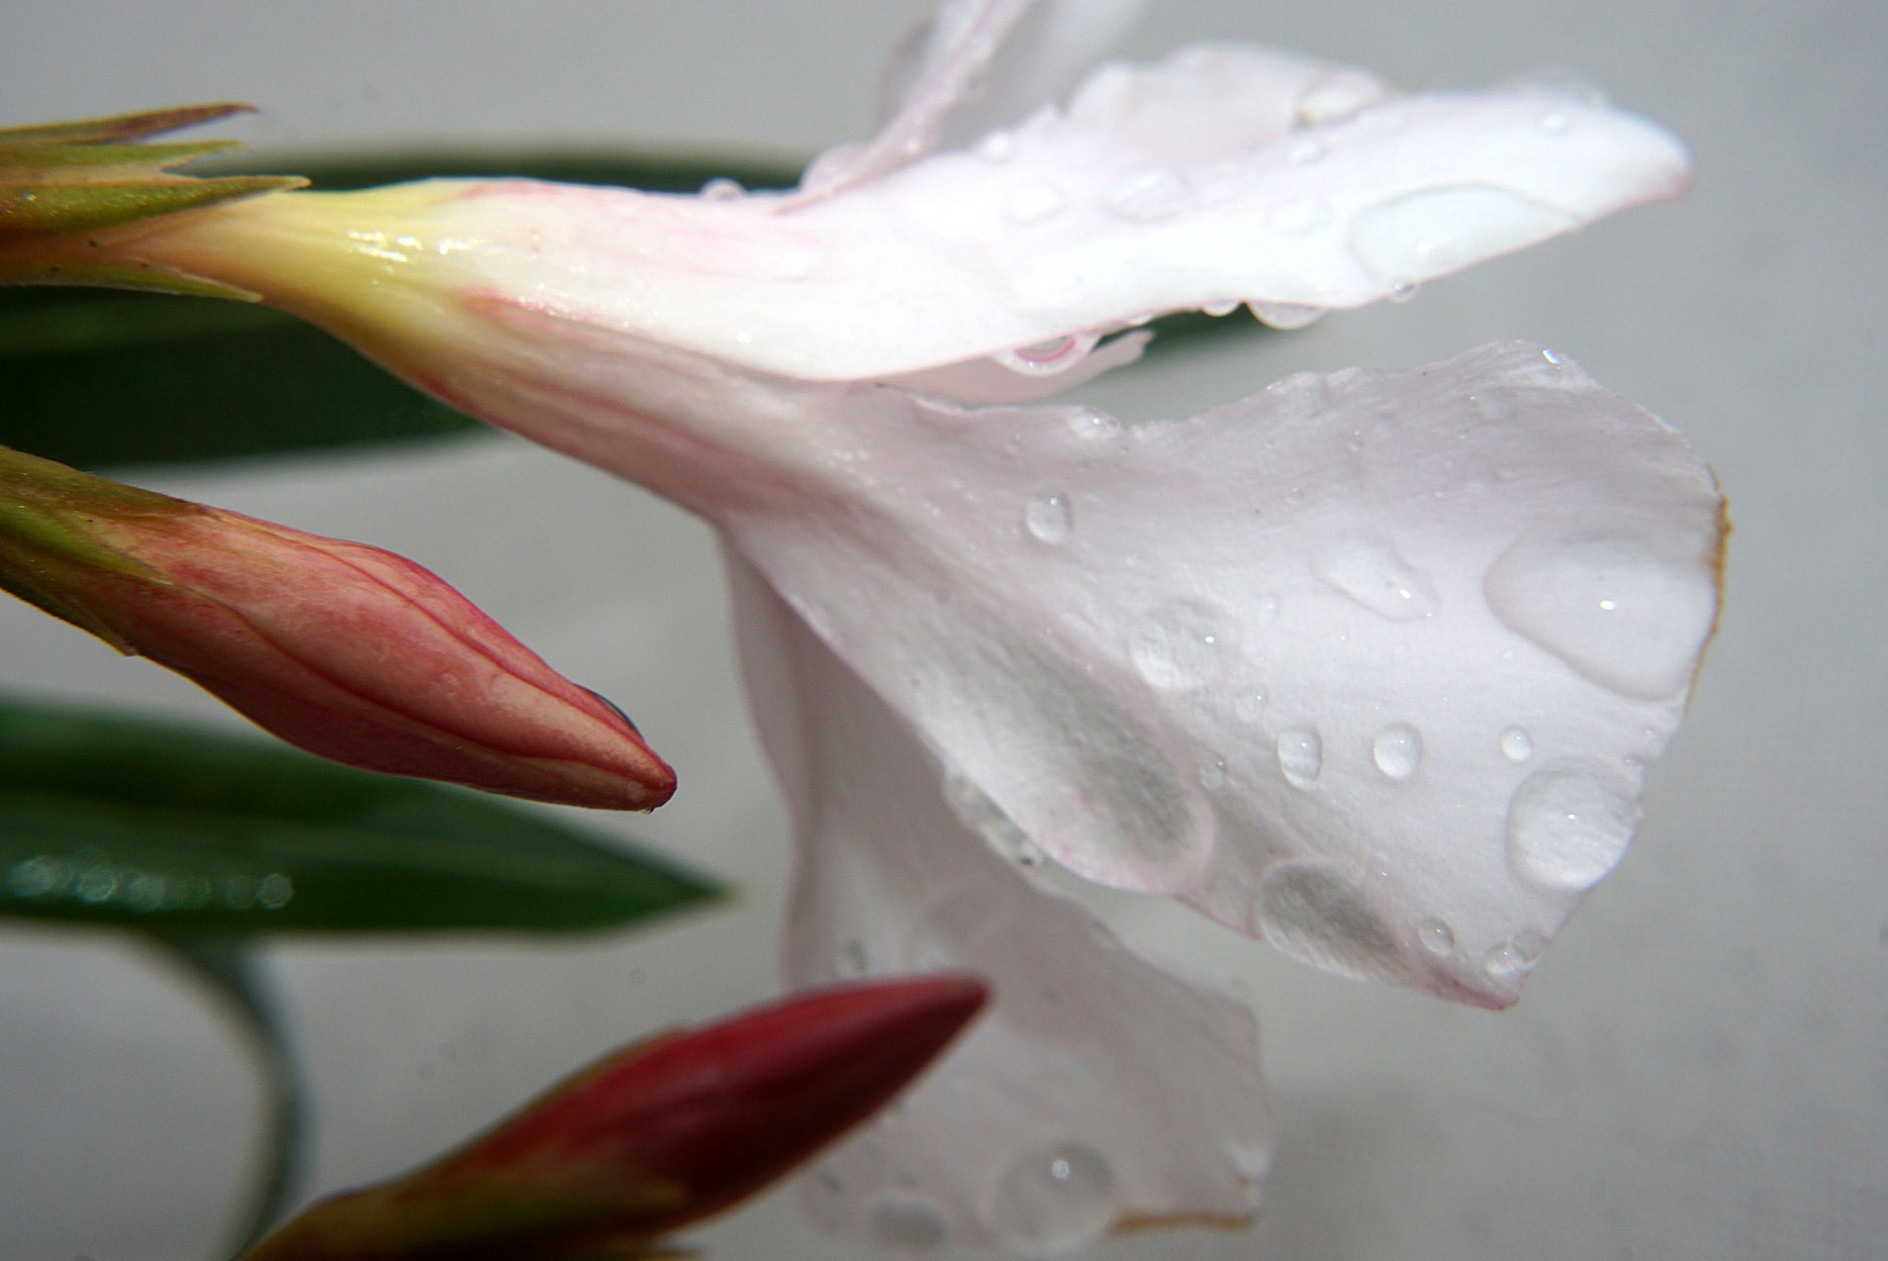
xmin=2 ymin=2 xmax=1882 ymax=1258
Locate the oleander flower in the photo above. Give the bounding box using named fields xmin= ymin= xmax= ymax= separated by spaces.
xmin=0 ymin=444 xmax=674 ymax=809
xmin=43 ymin=0 xmax=1723 ymax=1248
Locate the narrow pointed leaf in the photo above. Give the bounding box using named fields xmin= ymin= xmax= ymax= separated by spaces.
xmin=0 ymin=103 xmax=255 ymax=146
xmin=0 ymin=697 xmax=723 ymax=934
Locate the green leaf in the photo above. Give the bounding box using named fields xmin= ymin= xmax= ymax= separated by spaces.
xmin=0 ymin=696 xmax=724 ymax=934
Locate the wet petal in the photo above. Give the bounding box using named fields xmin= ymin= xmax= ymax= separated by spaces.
xmin=721 ymin=344 xmax=1724 ymax=1008
xmin=729 ymin=553 xmax=1269 ymax=1252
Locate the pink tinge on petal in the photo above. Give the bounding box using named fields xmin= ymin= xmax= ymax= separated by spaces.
xmin=716 ymin=344 xmax=1723 ymax=1010
xmin=729 ymin=552 xmax=1269 ymax=1254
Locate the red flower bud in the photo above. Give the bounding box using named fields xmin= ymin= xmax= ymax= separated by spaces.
xmin=239 ymin=977 xmax=989 ymax=1260
xmin=0 ymin=444 xmax=673 ymax=809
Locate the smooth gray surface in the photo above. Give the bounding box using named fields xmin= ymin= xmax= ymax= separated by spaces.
xmin=1 ymin=3 xmax=1882 ymax=1258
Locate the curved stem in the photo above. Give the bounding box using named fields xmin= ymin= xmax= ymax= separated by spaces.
xmin=145 ymin=934 xmax=306 ymax=1259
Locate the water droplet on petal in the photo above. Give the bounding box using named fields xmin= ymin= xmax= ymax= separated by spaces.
xmin=1065 ymin=408 xmax=1122 ymax=440
xmin=989 ymin=1142 xmax=1115 ymax=1254
xmin=1233 ymin=688 xmax=1270 ymax=723
xmin=699 ymin=177 xmax=744 ymax=202
xmin=1276 ymin=727 xmax=1323 ymax=787
xmin=1484 ymin=529 xmax=1718 ymax=700
xmin=995 ymin=332 xmax=1099 ymax=376
xmin=1198 ymin=757 xmax=1229 ymax=791
xmin=1296 ymin=68 xmax=1384 ymax=124
xmin=1350 ymin=186 xmax=1576 ymax=289
xmin=1253 ymin=862 xmax=1398 ymax=978
xmin=1484 ymin=928 xmax=1548 ymax=976
xmin=1313 ymin=537 xmax=1440 ymax=620
xmin=1129 ymin=601 xmax=1233 ymax=691
xmin=1247 ymin=301 xmax=1324 ymax=330
xmin=1005 ymin=181 xmax=1067 ymax=224
xmin=1268 ymin=195 xmax=1334 ymax=236
xmin=1289 ymin=138 xmax=1327 ymax=164
xmin=1023 ymin=490 xmax=1073 ymax=544
xmin=977 ymin=130 xmax=1017 ymax=163
xmin=1500 ymin=725 xmax=1535 ymax=763
xmin=1419 ymin=918 xmax=1456 ymax=954
xmin=871 ymin=1196 xmax=949 ymax=1255
xmin=1506 ymin=762 xmax=1638 ymax=890
xmin=1388 ymin=277 xmax=1420 ymax=303
xmin=1105 ymin=165 xmax=1193 ymax=221
xmin=1539 ymin=110 xmax=1571 ymax=134
xmin=1371 ymin=723 xmax=1423 ymax=781
xmin=1202 ymin=300 xmax=1240 ymax=317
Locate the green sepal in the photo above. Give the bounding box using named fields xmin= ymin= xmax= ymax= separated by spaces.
xmin=0 ymin=697 xmax=726 ymax=935
xmin=0 ymin=176 xmax=306 ymax=243
xmin=0 ymin=102 xmax=256 ymax=146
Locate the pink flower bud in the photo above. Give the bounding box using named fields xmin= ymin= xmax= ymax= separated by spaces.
xmin=238 ymin=976 xmax=989 ymax=1260
xmin=0 ymin=445 xmax=673 ymax=809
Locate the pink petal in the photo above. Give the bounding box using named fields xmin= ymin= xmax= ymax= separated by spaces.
xmin=729 ymin=553 xmax=1269 ymax=1253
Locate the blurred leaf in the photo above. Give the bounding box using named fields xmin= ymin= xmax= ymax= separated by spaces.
xmin=0 ymin=696 xmax=723 ymax=934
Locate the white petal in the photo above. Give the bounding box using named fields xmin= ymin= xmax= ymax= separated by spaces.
xmin=428 ymin=46 xmax=1683 ymax=383
xmin=729 ymin=551 xmax=1270 ymax=1252
xmin=717 ymin=344 xmax=1723 ymax=1008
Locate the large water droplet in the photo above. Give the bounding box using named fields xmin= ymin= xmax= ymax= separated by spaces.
xmin=1350 ymin=186 xmax=1575 ymax=288
xmin=1023 ymin=490 xmax=1073 ymax=544
xmin=1129 ymin=601 xmax=1232 ymax=691
xmin=988 ymin=1142 xmax=1115 ymax=1254
xmin=1276 ymin=726 xmax=1323 ymax=787
xmin=1484 ymin=529 xmax=1718 ymax=700
xmin=1372 ymin=723 xmax=1423 ymax=781
xmin=1268 ymin=195 xmax=1335 ymax=236
xmin=1314 ymin=537 xmax=1440 ymax=620
xmin=1505 ymin=762 xmax=1639 ymax=890
xmin=1248 ymin=301 xmax=1324 ymax=330
xmin=871 ymin=1196 xmax=949 ymax=1255
xmin=1005 ymin=181 xmax=1067 ymax=224
xmin=1500 ymin=725 xmax=1535 ymax=763
xmin=1105 ymin=165 xmax=1193 ymax=221
xmin=1253 ymin=862 xmax=1399 ymax=979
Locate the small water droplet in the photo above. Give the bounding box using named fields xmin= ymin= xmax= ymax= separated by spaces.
xmin=1483 ymin=929 xmax=1548 ymax=976
xmin=1005 ymin=181 xmax=1067 ymax=224
xmin=976 ymin=130 xmax=1017 ymax=162
xmin=1371 ymin=723 xmax=1423 ymax=781
xmin=1419 ymin=918 xmax=1456 ymax=954
xmin=1198 ymin=757 xmax=1229 ymax=791
xmin=1484 ymin=529 xmax=1717 ymax=700
xmin=1105 ymin=165 xmax=1193 ymax=221
xmin=1247 ymin=301 xmax=1324 ymax=330
xmin=995 ymin=331 xmax=1099 ymax=376
xmin=1506 ymin=762 xmax=1639 ymax=890
xmin=1289 ymin=138 xmax=1327 ymax=164
xmin=988 ymin=1142 xmax=1115 ymax=1254
xmin=1296 ymin=68 xmax=1384 ymax=124
xmin=1539 ymin=110 xmax=1571 ymax=134
xmin=1129 ymin=601 xmax=1232 ymax=691
xmin=1314 ymin=537 xmax=1440 ymax=620
xmin=1233 ymin=688 xmax=1270 ymax=723
xmin=871 ymin=1196 xmax=949 ymax=1255
xmin=1276 ymin=727 xmax=1323 ymax=787
xmin=1500 ymin=726 xmax=1535 ymax=763
xmin=1023 ymin=490 xmax=1073 ymax=544
xmin=1065 ymin=408 xmax=1122 ymax=440
xmin=699 ymin=177 xmax=744 ymax=201
xmin=1267 ymin=195 xmax=1334 ymax=236
xmin=1388 ymin=277 xmax=1419 ymax=303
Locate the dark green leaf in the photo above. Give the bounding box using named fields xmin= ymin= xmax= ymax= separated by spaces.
xmin=0 ymin=696 xmax=724 ymax=934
